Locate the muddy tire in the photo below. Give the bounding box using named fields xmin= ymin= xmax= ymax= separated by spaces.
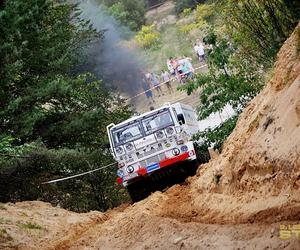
xmin=194 ymin=143 xmax=211 ymax=164
xmin=127 ymin=161 xmax=199 ymax=203
xmin=126 ymin=180 xmax=151 ymax=203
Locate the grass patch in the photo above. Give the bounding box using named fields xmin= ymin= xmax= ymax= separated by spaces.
xmin=0 ymin=204 xmax=6 ymax=210
xmin=0 ymin=228 xmax=7 ymax=236
xmin=213 ymin=174 xmax=222 ymax=185
xmin=17 ymin=221 xmax=43 ymax=230
xmin=0 ymin=217 xmax=11 ymax=224
xmin=20 ymin=212 xmax=28 ymax=217
xmin=143 ymin=24 xmax=197 ymax=72
xmin=0 ymin=228 xmax=13 ymax=242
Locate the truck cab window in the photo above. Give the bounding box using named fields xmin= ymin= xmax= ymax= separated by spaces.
xmin=142 ymin=110 xmax=174 ymax=135
xmin=177 ymin=113 xmax=185 ymax=125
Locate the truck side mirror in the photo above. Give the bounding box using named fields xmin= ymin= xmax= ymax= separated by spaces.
xmin=177 ymin=114 xmax=185 ymax=125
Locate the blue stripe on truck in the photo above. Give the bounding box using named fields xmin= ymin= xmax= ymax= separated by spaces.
xmin=146 ymin=163 xmax=160 ymax=173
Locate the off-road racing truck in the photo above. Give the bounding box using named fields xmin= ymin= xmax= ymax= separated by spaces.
xmin=107 ymin=102 xmax=210 ymax=201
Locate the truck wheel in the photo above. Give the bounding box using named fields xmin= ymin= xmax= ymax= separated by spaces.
xmin=126 ymin=180 xmax=151 ymax=203
xmin=194 ymin=143 xmax=211 ymax=164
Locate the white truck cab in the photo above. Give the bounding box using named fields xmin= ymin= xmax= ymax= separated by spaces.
xmin=107 ymin=102 xmax=205 ymax=200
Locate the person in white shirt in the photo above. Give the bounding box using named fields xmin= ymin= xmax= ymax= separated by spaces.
xmin=166 ymin=59 xmax=175 ymax=75
xmin=194 ymin=42 xmax=205 ymax=62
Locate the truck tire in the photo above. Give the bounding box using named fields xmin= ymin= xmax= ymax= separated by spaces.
xmin=194 ymin=143 xmax=211 ymax=164
xmin=126 ymin=180 xmax=151 ymax=202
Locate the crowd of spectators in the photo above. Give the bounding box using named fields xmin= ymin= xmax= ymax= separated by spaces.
xmin=141 ymin=39 xmax=207 ymax=104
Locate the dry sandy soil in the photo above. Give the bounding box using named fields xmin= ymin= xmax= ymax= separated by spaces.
xmin=1 ymin=21 xmax=300 ymax=250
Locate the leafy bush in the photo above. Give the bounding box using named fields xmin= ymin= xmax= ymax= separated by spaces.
xmin=107 ymin=0 xmax=146 ymax=31
xmin=135 ymin=24 xmax=160 ymax=48
xmin=196 ymin=116 xmax=238 ymax=151
xmin=175 ymin=0 xmax=204 ymax=14
xmin=181 ymin=8 xmax=192 ymax=17
xmin=181 ymin=31 xmax=263 ymax=119
xmin=222 ymin=0 xmax=300 ymax=66
xmin=178 ymin=3 xmax=215 ymax=34
xmin=0 ymin=136 xmax=15 ymax=154
xmin=0 ymin=143 xmax=130 ymax=212
xmin=181 ymin=31 xmax=263 ymax=150
xmin=179 ymin=23 xmax=199 ymax=33
xmin=194 ymin=3 xmax=215 ymax=24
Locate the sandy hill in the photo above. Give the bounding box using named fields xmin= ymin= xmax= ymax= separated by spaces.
xmin=1 ymin=23 xmax=300 ymax=250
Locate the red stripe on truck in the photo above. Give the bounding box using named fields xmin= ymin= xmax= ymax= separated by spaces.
xmin=137 ymin=167 xmax=147 ymax=176
xmin=159 ymin=152 xmax=189 ymax=168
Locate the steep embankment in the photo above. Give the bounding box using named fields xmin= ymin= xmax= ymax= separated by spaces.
xmin=1 ymin=24 xmax=300 ymax=250
xmin=158 ymin=22 xmax=300 ymax=225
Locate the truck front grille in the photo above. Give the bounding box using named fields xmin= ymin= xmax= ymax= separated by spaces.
xmin=137 ymin=143 xmax=163 ymax=159
xmin=140 ymin=153 xmax=165 ymax=167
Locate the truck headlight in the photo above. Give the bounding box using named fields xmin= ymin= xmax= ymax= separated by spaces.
xmin=166 ymin=127 xmax=174 ymax=135
xmin=172 ymin=148 xmax=180 ymax=156
xmin=180 ymin=145 xmax=188 ymax=152
xmin=155 ymin=130 xmax=164 ymax=139
xmin=117 ymin=169 xmax=124 ymax=177
xmin=175 ymin=126 xmax=183 ymax=133
xmin=127 ymin=165 xmax=134 ymax=173
xmin=115 ymin=146 xmax=123 ymax=155
xmin=125 ymin=143 xmax=134 ymax=151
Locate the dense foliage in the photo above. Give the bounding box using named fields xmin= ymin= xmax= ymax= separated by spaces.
xmin=182 ymin=31 xmax=263 ymax=119
xmin=0 ymin=138 xmax=128 ymax=212
xmin=135 ymin=24 xmax=160 ymax=49
xmin=195 ymin=116 xmax=238 ymax=150
xmin=97 ymin=0 xmax=146 ymax=31
xmin=0 ymin=0 xmax=131 ymax=211
xmin=221 ymin=0 xmax=300 ymax=67
xmin=181 ymin=31 xmax=263 ymax=149
xmin=175 ymin=0 xmax=204 ymax=14
xmin=180 ymin=0 xmax=299 ymax=150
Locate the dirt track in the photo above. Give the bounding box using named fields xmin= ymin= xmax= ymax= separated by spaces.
xmin=1 ymin=18 xmax=300 ymax=250
xmin=0 ymin=195 xmax=299 ymax=250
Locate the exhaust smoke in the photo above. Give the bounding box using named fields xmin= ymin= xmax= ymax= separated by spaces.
xmin=78 ymin=0 xmax=145 ymax=97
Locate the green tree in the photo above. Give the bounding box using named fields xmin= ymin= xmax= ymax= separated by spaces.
xmin=0 ymin=0 xmax=131 ymax=211
xmin=195 ymin=115 xmax=238 ymax=150
xmin=181 ymin=32 xmax=263 ymax=150
xmin=221 ymin=0 xmax=300 ymax=66
xmin=103 ymin=0 xmax=146 ymax=31
xmin=183 ymin=32 xmax=262 ymax=120
xmin=175 ymin=0 xmax=204 ymax=14
xmin=0 ymin=0 xmax=97 ymax=142
xmin=109 ymin=0 xmax=146 ymax=31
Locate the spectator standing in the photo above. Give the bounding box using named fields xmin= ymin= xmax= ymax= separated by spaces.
xmin=182 ymin=57 xmax=194 ymax=73
xmin=150 ymin=73 xmax=163 ymax=97
xmin=169 ymin=57 xmax=179 ymax=75
xmin=194 ymin=42 xmax=206 ymax=62
xmin=161 ymin=70 xmax=172 ymax=93
xmin=167 ymin=59 xmax=175 ymax=75
xmin=141 ymin=74 xmax=154 ymax=104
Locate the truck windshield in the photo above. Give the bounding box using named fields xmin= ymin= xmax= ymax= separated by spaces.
xmin=142 ymin=109 xmax=174 ymax=135
xmin=111 ymin=122 xmax=143 ymax=146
